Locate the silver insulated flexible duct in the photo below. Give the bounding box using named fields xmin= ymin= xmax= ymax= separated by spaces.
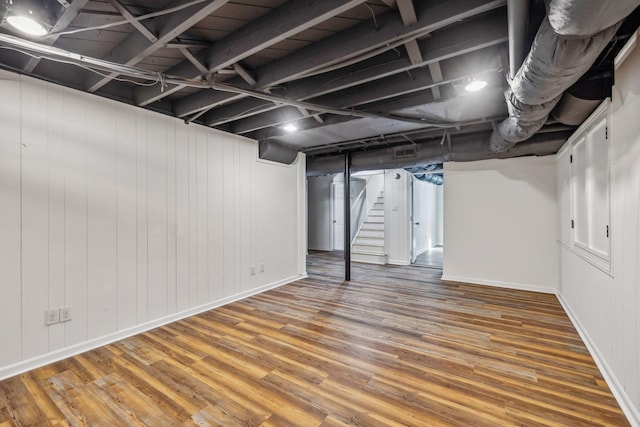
xmin=490 ymin=0 xmax=639 ymax=152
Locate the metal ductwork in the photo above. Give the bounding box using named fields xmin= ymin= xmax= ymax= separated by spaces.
xmin=548 ymin=0 xmax=640 ymax=37
xmin=406 ymin=165 xmax=444 ymax=185
xmin=490 ymin=0 xmax=639 ymax=152
xmin=306 ymin=130 xmax=572 ymax=176
xmin=258 ymin=140 xmax=299 ymax=164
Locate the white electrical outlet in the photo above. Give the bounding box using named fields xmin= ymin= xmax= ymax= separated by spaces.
xmin=260 ymin=263 xmax=265 ymax=273
xmin=45 ymin=309 xmax=60 ymax=326
xmin=250 ymin=265 xmax=256 ymax=275
xmin=60 ymin=306 xmax=72 ymax=322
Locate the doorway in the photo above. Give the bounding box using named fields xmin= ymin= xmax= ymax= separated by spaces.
xmin=332 ymin=182 xmax=344 ymax=250
xmin=410 ymin=175 xmax=444 ymax=268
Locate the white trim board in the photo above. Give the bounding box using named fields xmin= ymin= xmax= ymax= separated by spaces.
xmin=558 ymin=295 xmax=640 ymax=427
xmin=440 ymin=275 xmax=557 ymax=295
xmin=0 ymin=274 xmax=306 ymax=382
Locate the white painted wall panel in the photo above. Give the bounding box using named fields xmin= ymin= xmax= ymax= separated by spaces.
xmin=136 ymin=110 xmax=148 ymax=323
xmin=384 ymin=170 xmax=412 ymax=265
xmin=63 ymin=88 xmax=88 ymax=347
xmin=175 ymin=125 xmax=189 ymax=312
xmin=188 ymin=129 xmax=198 ymax=305
xmin=442 ymin=157 xmax=558 ymax=294
xmin=21 ymin=78 xmax=50 ymax=359
xmin=207 ymin=134 xmax=224 ymax=301
xmin=166 ymin=125 xmax=177 ymax=314
xmin=0 ymin=71 xmax=306 ymax=380
xmin=223 ymin=139 xmax=237 ymax=296
xmin=0 ymin=71 xmax=22 ymax=366
xmin=86 ymin=97 xmax=118 ymax=339
xmin=557 ymin=35 xmax=640 ymax=424
xmin=147 ymin=114 xmax=169 ymax=320
xmin=115 ymin=107 xmax=138 ymax=330
xmin=196 ymin=130 xmax=209 ymax=302
xmin=47 ymin=83 xmax=66 ymax=352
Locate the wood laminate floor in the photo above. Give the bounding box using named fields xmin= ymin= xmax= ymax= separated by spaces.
xmin=413 ymin=247 xmax=443 ymax=268
xmin=0 ymin=251 xmax=629 ymax=426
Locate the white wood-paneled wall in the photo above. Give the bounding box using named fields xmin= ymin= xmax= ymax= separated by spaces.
xmin=0 ymin=70 xmax=306 ymax=377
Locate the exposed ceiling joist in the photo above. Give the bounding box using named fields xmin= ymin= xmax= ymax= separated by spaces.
xmin=231 ymin=48 xmax=502 ymax=134
xmin=134 ymin=0 xmax=367 ymax=106
xmin=179 ymin=47 xmax=208 ymax=74
xmin=428 ymin=62 xmax=444 ymax=99
xmin=22 ymin=0 xmax=89 ymax=73
xmin=233 ymin=63 xmax=257 ymax=87
xmin=107 ymin=0 xmax=157 ymax=42
xmin=404 ymin=39 xmax=423 ymax=64
xmin=85 ymin=0 xmax=230 ymax=93
xmin=397 ymin=0 xmax=418 ymax=25
xmin=174 ymin=0 xmax=506 ymax=118
xmin=203 ymin=8 xmax=507 ymax=127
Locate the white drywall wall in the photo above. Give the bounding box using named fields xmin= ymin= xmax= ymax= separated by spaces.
xmin=442 ymin=157 xmax=559 ymax=293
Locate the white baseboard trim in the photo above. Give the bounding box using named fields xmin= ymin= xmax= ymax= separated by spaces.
xmin=387 ymin=258 xmax=411 ymax=266
xmin=440 ymin=274 xmax=557 ymax=294
xmin=557 ymin=295 xmax=640 ymax=427
xmin=0 ymin=273 xmax=306 ymax=382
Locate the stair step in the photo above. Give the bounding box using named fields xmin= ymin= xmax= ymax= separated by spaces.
xmin=354 ymin=237 xmax=384 ymax=246
xmin=352 ymin=251 xmax=387 ymax=265
xmin=368 ymin=216 xmax=384 ymax=223
xmin=372 ymin=202 xmax=384 ymax=209
xmin=352 ymin=244 xmax=385 ymax=254
xmin=358 ymin=229 xmax=384 ymax=238
xmin=362 ymin=222 xmax=384 ymax=230
xmin=369 ymin=209 xmax=384 ymax=216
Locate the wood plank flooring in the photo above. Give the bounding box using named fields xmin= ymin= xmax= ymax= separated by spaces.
xmin=0 ymin=251 xmax=630 ymax=426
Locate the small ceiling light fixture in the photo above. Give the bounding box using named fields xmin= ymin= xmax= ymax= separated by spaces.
xmin=3 ymin=0 xmax=60 ymax=37
xmin=282 ymin=123 xmax=298 ymax=133
xmin=465 ymin=78 xmax=488 ymax=92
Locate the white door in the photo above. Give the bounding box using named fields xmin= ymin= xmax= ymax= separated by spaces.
xmin=411 ymin=177 xmax=430 ymax=264
xmin=332 ymin=182 xmax=344 ymax=250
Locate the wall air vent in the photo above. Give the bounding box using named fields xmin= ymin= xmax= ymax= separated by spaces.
xmin=393 ymin=146 xmax=417 ymax=159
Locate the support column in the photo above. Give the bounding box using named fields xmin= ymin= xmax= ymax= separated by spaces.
xmin=344 ymin=152 xmax=351 ymax=281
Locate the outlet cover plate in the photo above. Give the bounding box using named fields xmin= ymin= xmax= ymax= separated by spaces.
xmin=46 ymin=309 xmax=60 ymax=326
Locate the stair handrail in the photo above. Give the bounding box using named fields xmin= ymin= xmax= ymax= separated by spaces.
xmin=350 ymin=184 xmax=367 ymax=242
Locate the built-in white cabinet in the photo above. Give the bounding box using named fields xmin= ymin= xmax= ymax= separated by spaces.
xmin=568 ymin=100 xmax=612 ymax=274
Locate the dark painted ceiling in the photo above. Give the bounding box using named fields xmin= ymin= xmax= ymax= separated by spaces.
xmin=0 ymin=0 xmax=637 ymax=167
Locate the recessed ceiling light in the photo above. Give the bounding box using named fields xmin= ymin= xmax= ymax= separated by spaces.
xmin=282 ymin=123 xmax=298 ymax=133
xmin=465 ymin=79 xmax=487 ymax=92
xmin=7 ymin=14 xmax=47 ymax=36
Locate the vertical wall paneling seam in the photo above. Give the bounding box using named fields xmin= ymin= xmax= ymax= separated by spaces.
xmin=166 ymin=122 xmax=170 ymax=313
xmin=145 ymin=119 xmax=149 ymax=319
xmin=61 ymin=88 xmax=67 ymax=344
xmin=206 ymin=135 xmax=210 ymax=300
xmin=115 ymin=104 xmax=119 ymax=330
xmin=84 ymin=92 xmax=89 ymax=343
xmin=19 ymin=76 xmax=24 ymax=361
xmin=44 ymin=84 xmax=50 ymax=351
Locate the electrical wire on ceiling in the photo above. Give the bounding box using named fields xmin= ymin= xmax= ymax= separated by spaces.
xmin=0 ymin=32 xmax=477 ymax=129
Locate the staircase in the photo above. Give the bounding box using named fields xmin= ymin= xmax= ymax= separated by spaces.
xmin=352 ymin=192 xmax=386 ymax=265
